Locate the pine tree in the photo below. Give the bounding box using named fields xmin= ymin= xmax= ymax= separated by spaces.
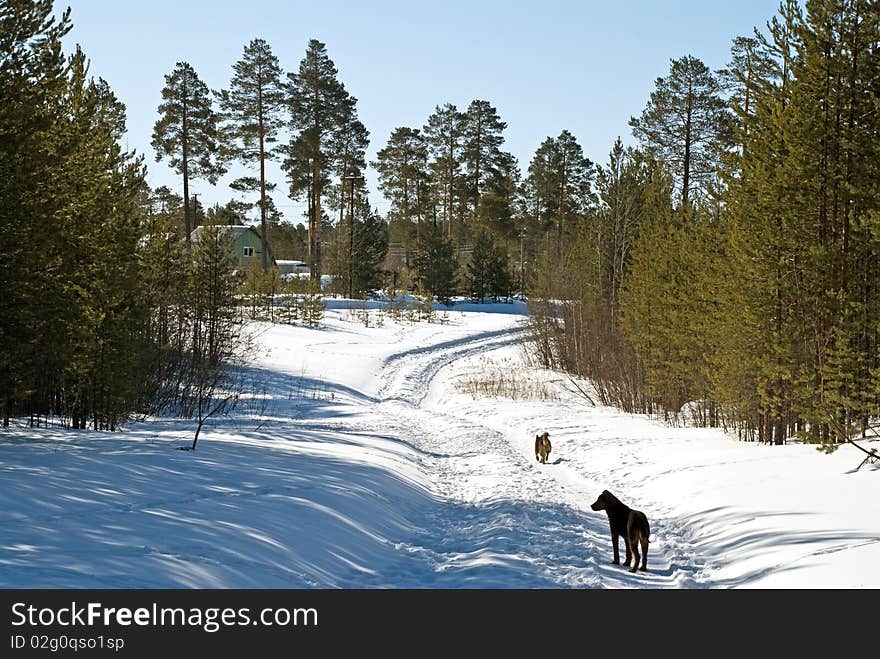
xmin=139 ymin=189 xmax=189 ymax=413
xmin=525 ymin=130 xmax=594 ymax=259
xmin=152 ymin=62 xmax=225 ymax=249
xmin=620 ymin=164 xmax=709 ymax=417
xmin=414 ymin=224 xmax=459 ymax=305
xmin=0 ymin=0 xmax=72 ymax=425
xmin=329 ymin=187 xmax=388 ymax=300
xmin=46 ymin=47 xmax=148 ymax=429
xmin=349 ymin=198 xmax=389 ymax=298
xmin=477 ymin=150 xmax=521 ymax=245
xmin=330 ymin=95 xmax=369 ymax=231
xmin=373 ymin=127 xmax=432 ymax=248
xmin=285 ymin=39 xmax=364 ymax=282
xmin=423 ymin=104 xmax=465 ymax=240
xmin=465 ymin=231 xmax=510 ymax=302
xmin=487 ymin=246 xmax=512 ymax=301
xmin=718 ymin=37 xmax=777 ymax=153
xmin=629 ymin=55 xmax=729 ymax=211
xmin=298 ymin=279 xmax=325 ymax=328
xmin=217 ymin=39 xmax=285 ymax=271
xmin=711 ymin=0 xmax=880 ymax=444
xmin=461 ymin=100 xmax=508 ymax=222
xmin=467 ymin=232 xmax=495 ymax=302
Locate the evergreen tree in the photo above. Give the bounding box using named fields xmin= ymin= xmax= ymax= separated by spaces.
xmin=629 ymin=55 xmax=729 ymax=211
xmin=461 ymin=100 xmax=508 ymax=221
xmin=477 ymin=150 xmax=522 ymax=245
xmin=150 ymin=185 xmax=186 ymax=233
xmin=467 ymin=232 xmax=495 ymax=302
xmin=152 ymin=62 xmax=225 ymax=249
xmin=53 ymin=49 xmax=151 ymax=430
xmin=466 ymin=231 xmax=510 ymax=302
xmin=718 ymin=37 xmax=777 ymax=152
xmin=373 ymin=126 xmax=432 ymax=248
xmin=414 ymin=225 xmax=459 ymax=305
xmin=722 ymin=0 xmax=880 ymax=443
xmin=525 ymin=130 xmax=594 ymax=259
xmin=285 ymin=39 xmax=363 ymax=282
xmin=620 ymin=164 xmax=709 ymax=417
xmin=217 ymin=38 xmax=285 ymax=271
xmin=139 ymin=190 xmax=189 ymax=413
xmin=298 ymin=280 xmax=325 ymax=328
xmin=0 ymin=0 xmax=72 ymax=425
xmin=330 ymin=95 xmax=369 ymax=229
xmin=487 ymin=244 xmax=512 ymax=301
xmin=423 ymin=103 xmax=465 ymax=240
xmin=332 ymin=193 xmax=389 ymax=299
xmin=0 ymin=4 xmax=254 ymax=433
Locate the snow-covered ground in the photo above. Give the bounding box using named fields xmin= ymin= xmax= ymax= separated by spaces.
xmin=1 ymin=302 xmax=878 ymax=588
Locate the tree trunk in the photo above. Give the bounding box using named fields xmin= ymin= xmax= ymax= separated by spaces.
xmin=312 ymin=158 xmax=323 ymax=281
xmin=182 ymin=89 xmax=191 ymax=250
xmin=258 ymin=80 xmax=269 ymax=272
xmin=682 ymin=83 xmax=693 ymax=211
xmin=191 ymin=416 xmax=205 ymax=451
xmin=474 ymin=111 xmax=482 ymax=217
xmin=348 ymin=178 xmax=355 ymax=300
xmin=416 ymin=178 xmax=422 ymax=247
xmin=557 ymin=150 xmax=567 ymax=260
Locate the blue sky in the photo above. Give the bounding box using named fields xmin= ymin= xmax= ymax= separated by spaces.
xmin=61 ymin=0 xmax=778 ymax=224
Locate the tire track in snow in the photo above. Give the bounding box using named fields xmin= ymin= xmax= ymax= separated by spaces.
xmin=376 ymin=324 xmax=530 ymax=406
xmin=368 ymin=321 xmax=704 ymax=588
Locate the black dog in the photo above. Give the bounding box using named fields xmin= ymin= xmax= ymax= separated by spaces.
xmin=535 ymin=432 xmax=551 ymax=464
xmin=590 ymin=490 xmax=650 ymax=573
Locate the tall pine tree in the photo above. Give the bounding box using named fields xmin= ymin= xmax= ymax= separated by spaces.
xmin=525 ymin=130 xmax=594 ymax=259
xmin=423 ymin=103 xmax=465 ymax=241
xmin=461 ymin=100 xmax=508 ymax=224
xmin=285 ymin=39 xmax=364 ymax=282
xmin=629 ymin=55 xmax=729 ymax=211
xmin=373 ymin=126 xmax=432 ymax=248
xmin=152 ymin=62 xmax=225 ymax=249
xmin=217 ymin=39 xmax=286 ymax=271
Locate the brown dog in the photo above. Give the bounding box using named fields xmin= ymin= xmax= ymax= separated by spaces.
xmin=535 ymin=432 xmax=551 ymax=464
xmin=590 ymin=490 xmax=650 ymax=573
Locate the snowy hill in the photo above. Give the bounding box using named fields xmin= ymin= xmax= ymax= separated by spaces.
xmin=1 ymin=304 xmax=878 ymax=588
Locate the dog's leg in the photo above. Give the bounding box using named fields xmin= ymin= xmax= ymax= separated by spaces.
xmin=640 ymin=536 xmax=648 ymax=572
xmin=623 ymin=535 xmax=633 ymax=568
xmin=629 ymin=537 xmax=640 ymax=574
xmin=611 ymin=530 xmax=620 ymax=564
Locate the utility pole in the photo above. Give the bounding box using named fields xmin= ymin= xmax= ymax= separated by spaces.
xmin=343 ymin=175 xmax=364 ymax=300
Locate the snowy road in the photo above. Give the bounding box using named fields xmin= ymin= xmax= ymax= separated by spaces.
xmin=361 ymin=320 xmax=701 ymax=588
xmin=2 ymin=306 xmax=878 ymax=588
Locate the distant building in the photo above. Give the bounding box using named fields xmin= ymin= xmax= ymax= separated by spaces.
xmin=276 ymin=260 xmax=310 ymax=277
xmin=190 ymin=225 xmax=272 ymax=268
